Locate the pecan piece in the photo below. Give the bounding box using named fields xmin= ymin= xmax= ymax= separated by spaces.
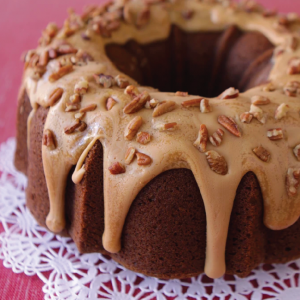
xmin=153 ymin=100 xmax=176 ymax=117
xmin=78 ymin=121 xmax=87 ymax=132
xmin=175 ymin=91 xmax=188 ymax=96
xmin=94 ymin=74 xmax=115 ymax=88
xmin=124 ymin=85 xmax=140 ymax=98
xmin=262 ymin=82 xmax=276 ymax=92
xmin=125 ymin=147 xmax=136 ymax=165
xmin=136 ymin=7 xmax=150 ymax=28
xmin=205 ymin=150 xmax=228 ymax=175
xmin=274 ymin=103 xmax=290 ymax=120
xmin=210 ymin=129 xmax=224 ymax=147
xmin=267 ymin=128 xmax=284 ymax=140
xmin=109 ymin=162 xmax=126 ymax=175
xmin=284 ymin=81 xmax=300 ymax=97
xmin=240 ymin=112 xmax=253 ymax=124
xmin=252 ymin=146 xmax=271 ymax=162
xmin=49 ymin=65 xmax=73 ymax=82
xmin=250 ymin=104 xmax=266 ymax=124
xmin=38 ymin=50 xmax=49 ymax=67
xmin=286 ymin=168 xmax=300 ymax=197
xmin=293 ymin=144 xmax=300 ymax=161
xmin=193 ymin=124 xmax=208 ymax=153
xmin=200 ymin=98 xmax=211 ymax=113
xmin=80 ymin=104 xmax=97 ymax=113
xmin=48 ymin=87 xmax=64 ymax=106
xmin=288 ymin=57 xmax=300 ymax=75
xmin=145 ymin=98 xmax=159 ymax=109
xmin=106 ymin=97 xmax=117 ymax=111
xmin=124 ymin=116 xmax=143 ymax=140
xmin=123 ymin=91 xmax=150 ymax=114
xmin=181 ymin=98 xmax=202 ymax=107
xmin=115 ymin=75 xmax=129 ymax=88
xmin=154 ymin=122 xmax=177 ymax=131
xmin=65 ymin=102 xmax=80 ymax=112
xmin=181 ymin=9 xmax=194 ymax=20
xmin=218 ymin=87 xmax=239 ymax=100
xmin=75 ymin=112 xmax=85 ymax=120
xmin=136 ymin=132 xmax=151 ymax=144
xmin=64 ymin=119 xmax=81 ymax=134
xmin=74 ymin=79 xmax=89 ymax=95
xmin=57 ymin=43 xmax=78 ymax=55
xmin=251 ymin=95 xmax=270 ymax=105
xmin=69 ymin=93 xmax=81 ymax=104
xmin=217 ymin=115 xmax=242 ymax=137
xmin=136 ymin=152 xmax=152 ymax=166
xmin=42 ymin=129 xmax=56 ymax=150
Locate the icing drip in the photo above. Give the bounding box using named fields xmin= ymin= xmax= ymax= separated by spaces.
xmin=22 ymin=0 xmax=300 ymax=279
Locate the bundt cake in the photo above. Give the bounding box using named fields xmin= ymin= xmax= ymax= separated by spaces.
xmin=14 ymin=0 xmax=300 ymax=279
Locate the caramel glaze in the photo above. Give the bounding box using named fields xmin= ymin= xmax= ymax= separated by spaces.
xmin=21 ymin=0 xmax=300 ymax=279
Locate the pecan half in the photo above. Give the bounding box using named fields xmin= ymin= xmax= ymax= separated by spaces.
xmin=217 ymin=115 xmax=242 ymax=137
xmin=181 ymin=98 xmax=201 ymax=107
xmin=286 ymin=168 xmax=300 ymax=197
xmin=136 ymin=152 xmax=152 ymax=166
xmin=64 ymin=119 xmax=82 ymax=134
xmin=124 ymin=85 xmax=139 ymax=98
xmin=293 ymin=144 xmax=300 ymax=161
xmin=42 ymin=129 xmax=56 ymax=150
xmin=74 ymin=79 xmax=89 ymax=95
xmin=153 ymin=100 xmax=176 ymax=117
xmin=154 ymin=122 xmax=177 ymax=131
xmin=205 ymin=150 xmax=228 ymax=175
xmin=251 ymin=95 xmax=270 ymax=105
xmin=210 ymin=129 xmax=224 ymax=147
xmin=49 ymin=65 xmax=73 ymax=82
xmin=218 ymin=87 xmax=239 ymax=100
xmin=38 ymin=50 xmax=49 ymax=67
xmin=115 ymin=75 xmax=129 ymax=88
xmin=274 ymin=103 xmax=290 ymax=120
xmin=124 ymin=91 xmax=150 ymax=114
xmin=136 ymin=132 xmax=151 ymax=144
xmin=106 ymin=97 xmax=117 ymax=111
xmin=200 ymin=98 xmax=211 ymax=113
xmin=125 ymin=147 xmax=136 ymax=165
xmin=267 ymin=128 xmax=284 ymax=140
xmin=252 ymin=146 xmax=271 ymax=162
xmin=193 ymin=124 xmax=208 ymax=153
xmin=48 ymin=87 xmax=64 ymax=106
xmin=124 ymin=116 xmax=143 ymax=140
xmin=240 ymin=112 xmax=253 ymax=124
xmin=80 ymin=104 xmax=97 ymax=113
xmin=78 ymin=121 xmax=87 ymax=132
xmin=109 ymin=162 xmax=126 ymax=175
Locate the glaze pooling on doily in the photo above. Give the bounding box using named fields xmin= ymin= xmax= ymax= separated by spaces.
xmin=1 ymin=138 xmax=300 ymax=299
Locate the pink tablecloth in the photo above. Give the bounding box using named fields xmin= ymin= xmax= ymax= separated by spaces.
xmin=0 ymin=0 xmax=299 ymax=298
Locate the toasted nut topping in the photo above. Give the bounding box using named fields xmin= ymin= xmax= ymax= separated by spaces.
xmin=124 ymin=116 xmax=143 ymax=140
xmin=57 ymin=43 xmax=78 ymax=55
xmin=69 ymin=93 xmax=81 ymax=104
xmin=205 ymin=150 xmax=228 ymax=175
xmin=136 ymin=7 xmax=150 ymax=28
xmin=175 ymin=91 xmax=188 ymax=96
xmin=106 ymin=97 xmax=117 ymax=110
xmin=124 ymin=85 xmax=139 ymax=98
xmin=287 ymin=36 xmax=298 ymax=51
xmin=108 ymin=162 xmax=126 ymax=175
xmin=80 ymin=104 xmax=97 ymax=113
xmin=64 ymin=119 xmax=81 ymax=134
xmin=45 ymin=22 xmax=58 ymax=38
xmin=75 ymin=112 xmax=85 ymax=120
xmin=267 ymin=128 xmax=284 ymax=140
xmin=210 ymin=129 xmax=224 ymax=147
xmin=49 ymin=65 xmax=73 ymax=82
xmin=240 ymin=112 xmax=253 ymax=124
xmin=218 ymin=87 xmax=239 ymax=100
xmin=48 ymin=48 xmax=58 ymax=59
xmin=38 ymin=50 xmax=49 ymax=67
xmin=193 ymin=124 xmax=208 ymax=153
xmin=125 ymin=147 xmax=136 ymax=165
xmin=262 ymin=82 xmax=276 ymax=92
xmin=288 ymin=57 xmax=300 ymax=75
xmin=115 ymin=75 xmax=129 ymax=88
xmin=251 ymin=95 xmax=270 ymax=105
xmin=181 ymin=9 xmax=194 ymax=20
xmin=81 ymin=30 xmax=91 ymax=40
xmin=42 ymin=129 xmax=56 ymax=150
xmin=253 ymin=146 xmax=271 ymax=162
xmin=48 ymin=87 xmax=64 ymax=106
xmin=123 ymin=91 xmax=150 ymax=114
xmin=136 ymin=152 xmax=152 ymax=166
xmin=74 ymin=79 xmax=89 ymax=95
xmin=94 ymin=74 xmax=115 ymax=88
xmin=200 ymin=98 xmax=211 ymax=113
xmin=72 ymin=50 xmax=94 ymax=65
xmin=145 ymin=98 xmax=159 ymax=109
xmin=275 ymin=103 xmax=290 ymax=120
xmin=250 ymin=104 xmax=266 ymax=124
xmin=217 ymin=115 xmax=242 ymax=137
xmin=154 ymin=122 xmax=177 ymax=131
xmin=294 ymin=144 xmax=300 ymax=161
xmin=65 ymin=102 xmax=80 ymax=112
xmin=181 ymin=98 xmax=202 ymax=107
xmin=284 ymin=81 xmax=300 ymax=97
xmin=286 ymin=168 xmax=300 ymax=197
xmin=136 ymin=132 xmax=151 ymax=144
xmin=78 ymin=121 xmax=87 ymax=132
xmin=153 ymin=100 xmax=176 ymax=117
xmin=263 ymin=10 xmax=277 ymax=18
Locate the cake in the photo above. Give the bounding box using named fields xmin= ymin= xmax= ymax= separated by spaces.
xmin=14 ymin=0 xmax=300 ymax=279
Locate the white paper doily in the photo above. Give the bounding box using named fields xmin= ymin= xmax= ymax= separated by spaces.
xmin=1 ymin=138 xmax=300 ymax=300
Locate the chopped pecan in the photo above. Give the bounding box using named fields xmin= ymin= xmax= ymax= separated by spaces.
xmin=77 ymin=121 xmax=87 ymax=132
xmin=145 ymin=98 xmax=159 ymax=109
xmin=286 ymin=168 xmax=300 ymax=197
xmin=56 ymin=42 xmax=78 ymax=55
xmin=42 ymin=129 xmax=56 ymax=150
xmin=218 ymin=87 xmax=239 ymax=99
xmin=193 ymin=124 xmax=208 ymax=153
xmin=175 ymin=91 xmax=188 ymax=96
xmin=251 ymin=95 xmax=270 ymax=105
xmin=69 ymin=93 xmax=81 ymax=104
xmin=48 ymin=87 xmax=64 ymax=106
xmin=48 ymin=48 xmax=58 ymax=59
xmin=124 ymin=85 xmax=140 ymax=98
xmin=205 ymin=150 xmax=228 ymax=175
xmin=74 ymin=79 xmax=89 ymax=95
xmin=181 ymin=98 xmax=202 ymax=107
xmin=73 ymin=50 xmax=94 ymax=65
xmin=240 ymin=112 xmax=253 ymax=124
xmin=288 ymin=57 xmax=300 ymax=75
xmin=94 ymin=74 xmax=115 ymax=88
xmin=109 ymin=162 xmax=126 ymax=175
xmin=124 ymin=116 xmax=143 ymax=140
xmin=274 ymin=103 xmax=290 ymax=120
xmin=263 ymin=10 xmax=277 ymax=18
xmin=210 ymin=129 xmax=224 ymax=147
xmin=65 ymin=102 xmax=80 ymax=112
xmin=267 ymin=128 xmax=284 ymax=140
xmin=123 ymin=91 xmax=150 ymax=114
xmin=287 ymin=36 xmax=298 ymax=51
xmin=136 ymin=132 xmax=151 ymax=144
xmin=45 ymin=22 xmax=58 ymax=38
xmin=38 ymin=50 xmax=49 ymax=67
xmin=252 ymin=146 xmax=271 ymax=162
xmin=80 ymin=104 xmax=97 ymax=113
xmin=262 ymin=82 xmax=276 ymax=92
xmin=64 ymin=119 xmax=82 ymax=134
xmin=106 ymin=97 xmax=117 ymax=110
xmin=49 ymin=65 xmax=73 ymax=82
xmin=200 ymin=98 xmax=211 ymax=113
xmin=115 ymin=75 xmax=129 ymax=88
xmin=217 ymin=115 xmax=242 ymax=137
xmin=153 ymin=101 xmax=176 ymax=117
xmin=284 ymin=81 xmax=300 ymax=97
xmin=154 ymin=122 xmax=177 ymax=131
xmin=293 ymin=144 xmax=300 ymax=161
xmin=75 ymin=112 xmax=85 ymax=120
xmin=125 ymin=147 xmax=136 ymax=165
xmin=81 ymin=30 xmax=91 ymax=40
xmin=250 ymin=104 xmax=266 ymax=124
xmin=136 ymin=152 xmax=152 ymax=166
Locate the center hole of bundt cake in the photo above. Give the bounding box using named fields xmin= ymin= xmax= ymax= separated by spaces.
xmin=105 ymin=25 xmax=274 ymax=97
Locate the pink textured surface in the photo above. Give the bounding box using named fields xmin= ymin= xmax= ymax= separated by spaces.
xmin=0 ymin=0 xmax=299 ymax=299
